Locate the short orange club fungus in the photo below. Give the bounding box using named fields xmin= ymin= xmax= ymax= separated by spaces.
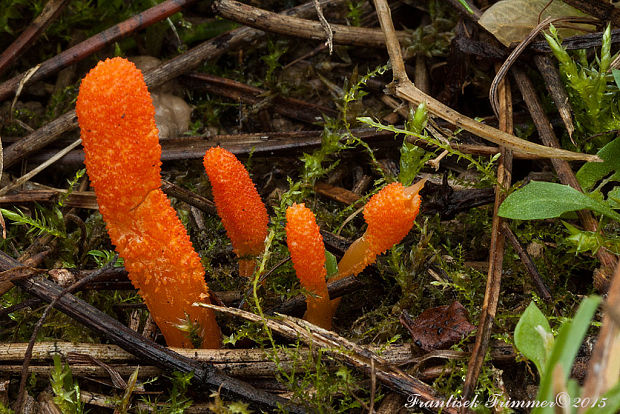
xmin=203 ymin=147 xmax=269 ymax=277
xmin=76 ymin=57 xmax=220 ymax=348
xmin=285 ymin=203 xmax=332 ymax=329
xmin=334 ymin=179 xmax=426 ymax=281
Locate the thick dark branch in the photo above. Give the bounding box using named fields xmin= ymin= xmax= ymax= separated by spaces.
xmin=0 ymin=251 xmax=303 ymax=413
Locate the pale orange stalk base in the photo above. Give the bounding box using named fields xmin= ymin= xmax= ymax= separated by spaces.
xmin=285 ymin=203 xmax=332 ymax=330
xmin=238 ymin=258 xmax=257 ymax=278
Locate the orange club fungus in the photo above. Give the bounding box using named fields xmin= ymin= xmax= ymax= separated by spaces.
xmin=203 ymin=147 xmax=269 ymax=277
xmin=285 ymin=203 xmax=332 ymax=330
xmin=76 ymin=57 xmax=220 ymax=348
xmin=334 ymin=179 xmax=425 ymax=282
xmin=325 ymin=179 xmax=424 ymax=318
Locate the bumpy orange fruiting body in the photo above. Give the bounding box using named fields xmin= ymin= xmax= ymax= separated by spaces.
xmin=203 ymin=147 xmax=269 ymax=277
xmin=76 ymin=57 xmax=220 ymax=349
xmin=334 ymin=181 xmax=424 ymax=281
xmin=285 ymin=203 xmax=331 ymax=329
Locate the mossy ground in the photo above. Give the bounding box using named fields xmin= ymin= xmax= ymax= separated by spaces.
xmin=0 ymin=0 xmax=612 ymax=412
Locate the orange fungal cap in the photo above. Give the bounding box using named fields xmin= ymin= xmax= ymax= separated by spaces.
xmin=203 ymin=147 xmax=269 ymax=276
xmin=285 ymin=203 xmax=327 ymax=292
xmin=333 ymin=180 xmax=424 ymax=282
xmin=76 ymin=57 xmax=161 ymax=213
xmin=364 ymin=182 xmax=421 ymax=255
xmin=285 ymin=203 xmax=332 ymax=329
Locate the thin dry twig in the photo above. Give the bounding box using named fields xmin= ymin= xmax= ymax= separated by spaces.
xmin=313 ymin=0 xmax=333 ymax=53
xmin=212 ymin=0 xmax=408 ymax=48
xmin=10 ymin=64 xmax=41 ymax=117
xmin=461 ymin=65 xmax=513 ymax=406
xmin=0 ymin=0 xmax=70 ymax=77
xmin=200 ymin=303 xmax=458 ymax=413
xmin=580 ymin=261 xmax=620 ymax=407
xmin=0 ymin=138 xmax=82 ymax=197
xmin=371 ymin=0 xmax=598 ymax=162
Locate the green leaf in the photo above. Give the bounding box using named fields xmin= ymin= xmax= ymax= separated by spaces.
xmin=457 ymin=0 xmax=474 ymax=14
xmin=613 ymin=69 xmax=620 ymax=90
xmin=399 ymin=141 xmax=431 ymax=186
xmin=514 ymin=302 xmax=553 ymax=377
xmin=609 ymin=187 xmax=620 ymax=209
xmin=534 ymin=295 xmax=601 ymax=414
xmin=498 ymin=181 xmax=620 ymax=222
xmin=325 ymin=250 xmax=338 ymax=279
xmin=576 ymin=137 xmax=620 ymax=192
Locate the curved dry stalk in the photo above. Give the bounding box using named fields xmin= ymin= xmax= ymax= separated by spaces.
xmin=395 ymin=82 xmax=598 ymax=162
xmin=372 ymin=0 xmax=599 ymax=162
xmin=213 ymin=0 xmax=408 ymax=48
xmin=489 ymin=16 xmax=597 ymax=119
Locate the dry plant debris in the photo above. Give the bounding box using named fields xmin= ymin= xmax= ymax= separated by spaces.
xmin=1 ymin=0 xmax=620 ymax=412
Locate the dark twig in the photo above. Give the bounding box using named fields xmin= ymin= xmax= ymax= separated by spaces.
xmin=274 ymin=273 xmax=363 ymax=316
xmin=161 ymin=180 xmax=217 ymax=215
xmin=183 ymin=73 xmax=337 ymax=124
xmin=560 ymin=0 xmax=620 ymax=26
xmin=501 ymin=222 xmax=552 ymax=302
xmin=0 ymin=250 xmax=304 ymax=412
xmin=27 ymin=128 xmax=545 ymax=168
xmin=534 ymin=54 xmax=575 ymax=142
xmin=238 ymin=256 xmax=292 ymax=310
xmin=529 ymin=28 xmax=620 ymax=53
xmin=0 ymin=0 xmax=198 ymax=102
xmin=15 ymin=257 xmax=119 ymax=413
xmin=0 ymin=0 xmax=70 ymax=77
xmin=461 ymin=66 xmax=513 ymax=406
xmin=512 ymin=67 xmax=617 ymax=291
xmin=64 ymin=213 xmax=87 ymax=266
xmin=2 ymin=0 xmax=348 ymax=169
xmin=0 ymin=297 xmax=41 ymax=320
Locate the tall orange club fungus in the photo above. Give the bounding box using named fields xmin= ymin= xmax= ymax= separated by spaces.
xmin=203 ymin=147 xmax=269 ymax=277
xmin=285 ymin=203 xmax=332 ymax=329
xmin=335 ymin=180 xmax=425 ymax=281
xmin=76 ymin=57 xmax=220 ymax=348
xmin=329 ymin=180 xmax=424 ymax=315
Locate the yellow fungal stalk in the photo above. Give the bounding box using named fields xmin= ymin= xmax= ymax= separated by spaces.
xmin=285 ymin=203 xmax=332 ymax=329
xmin=77 ymin=57 xmax=220 ymax=348
xmin=203 ymin=147 xmax=269 ymax=277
